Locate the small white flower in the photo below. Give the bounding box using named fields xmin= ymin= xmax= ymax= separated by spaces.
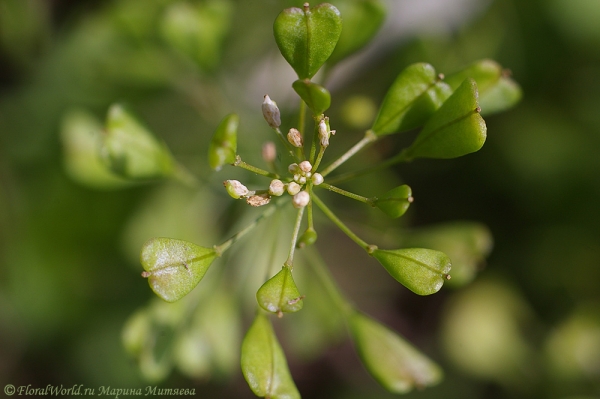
xmin=224 ymin=180 xmax=249 ymax=199
xmin=311 ymin=173 xmax=324 ymax=185
xmin=293 ymin=191 xmax=310 ymax=208
xmin=269 ymin=179 xmax=285 ymax=196
xmin=299 ymin=160 xmax=312 ymax=173
xmin=287 ymin=182 xmax=301 ymax=195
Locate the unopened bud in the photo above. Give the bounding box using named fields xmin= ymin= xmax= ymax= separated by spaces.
xmin=269 ymin=179 xmax=285 ymax=196
xmin=247 ymin=193 xmax=271 ymax=207
xmin=299 ymin=160 xmax=312 ymax=173
xmin=224 ymin=180 xmax=249 ymax=199
xmin=262 ymin=95 xmax=281 ymax=129
xmin=262 ymin=141 xmax=276 ymax=163
xmin=318 ymin=119 xmax=330 ymax=147
xmin=287 ymin=128 xmax=303 ymax=148
xmin=288 ymin=163 xmax=300 ymax=174
xmin=311 ymin=173 xmax=324 ymax=185
xmin=287 ymin=182 xmax=301 ymax=195
xmin=293 ymin=191 xmax=310 ymax=208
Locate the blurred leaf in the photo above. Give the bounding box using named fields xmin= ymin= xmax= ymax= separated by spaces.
xmin=0 ymin=0 xmax=50 ymax=65
xmin=371 ymin=248 xmax=451 ymax=295
xmin=371 ymin=63 xmax=452 ymax=136
xmin=349 ymin=312 xmax=443 ymax=393
xmin=122 ymin=309 xmax=151 ymax=356
xmin=208 ymin=113 xmax=239 ymax=171
xmin=241 ymin=313 xmax=300 ymax=399
xmin=327 ymin=0 xmax=386 ymax=66
xmin=140 ymin=237 xmax=218 ymax=302
xmin=373 ymin=184 xmax=413 ymax=218
xmin=292 ymin=79 xmax=331 ymax=115
xmin=256 ymin=266 xmax=304 ymax=316
xmin=273 ymin=3 xmax=342 ymax=79
xmin=101 ymin=104 xmax=175 ymax=180
xmin=445 ymin=59 xmax=522 ymax=116
xmin=402 ymin=78 xmax=486 ymax=160
xmin=402 ymin=222 xmax=493 ymax=287
xmin=60 ymin=108 xmax=130 ymax=189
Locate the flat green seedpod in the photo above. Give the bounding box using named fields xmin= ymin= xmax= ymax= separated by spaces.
xmin=371 ymin=248 xmax=451 ymax=295
xmin=241 ymin=313 xmax=300 ymax=399
xmin=140 ymin=237 xmax=217 ymax=302
xmin=208 ymin=113 xmax=238 ymax=171
xmin=349 ymin=312 xmax=443 ymax=393
xmin=371 ymin=63 xmax=452 ymax=136
xmin=292 ymin=79 xmax=331 ymax=115
xmin=402 ymin=78 xmax=486 ymax=160
xmin=373 ymin=184 xmax=413 ymax=218
xmin=101 ymin=103 xmax=174 ymax=180
xmin=256 ymin=266 xmax=304 ymax=316
xmin=274 ymin=3 xmax=342 ymax=79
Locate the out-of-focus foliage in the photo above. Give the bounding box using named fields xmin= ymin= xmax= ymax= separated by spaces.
xmin=1 ymin=0 xmax=599 ymax=398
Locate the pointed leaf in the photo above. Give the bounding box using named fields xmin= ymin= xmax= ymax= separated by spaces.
xmin=349 ymin=312 xmax=443 ymax=393
xmin=208 ymin=113 xmax=239 ymax=171
xmin=292 ymin=79 xmax=331 ymax=115
xmin=241 ymin=313 xmax=300 ymax=399
xmin=371 ymin=63 xmax=452 ymax=136
xmin=402 ymin=78 xmax=486 ymax=160
xmin=371 ymin=248 xmax=451 ymax=295
xmin=373 ymin=184 xmax=413 ymax=218
xmin=140 ymin=238 xmax=217 ymax=302
xmin=101 ymin=104 xmax=174 ymax=180
xmin=274 ymin=3 xmax=342 ymax=79
xmin=327 ymin=0 xmax=386 ymax=66
xmin=257 ymin=266 xmax=304 ymax=316
xmin=445 ymin=59 xmax=522 ymax=116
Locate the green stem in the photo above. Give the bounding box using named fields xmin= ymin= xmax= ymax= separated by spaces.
xmin=319 ymin=183 xmax=374 ymax=205
xmin=324 ymin=149 xmax=411 ymax=186
xmin=284 ymin=206 xmax=305 ymax=269
xmin=215 ymin=201 xmax=281 ymax=255
xmin=234 ymin=155 xmax=280 ymax=179
xmin=311 ymin=193 xmax=374 ymax=252
xmin=312 ymin=146 xmax=327 ymax=171
xmin=298 ymin=101 xmax=307 ymax=140
xmin=305 ymin=247 xmax=353 ymax=316
xmin=308 ymin=119 xmax=319 ymax=164
xmin=320 ymin=130 xmax=377 ymax=177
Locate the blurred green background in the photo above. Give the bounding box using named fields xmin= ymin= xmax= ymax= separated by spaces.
xmin=1 ymin=0 xmax=599 ymax=398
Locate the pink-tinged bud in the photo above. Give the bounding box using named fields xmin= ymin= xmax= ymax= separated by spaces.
xmin=299 ymin=160 xmax=312 ymax=173
xmin=293 ymin=191 xmax=310 ymax=208
xmin=287 ymin=128 xmax=303 ymax=148
xmin=224 ymin=180 xmax=249 ymax=199
xmin=269 ymin=179 xmax=285 ymax=196
xmin=311 ymin=173 xmax=324 ymax=185
xmin=262 ymin=141 xmax=276 ymax=163
xmin=262 ymin=95 xmax=281 ymax=128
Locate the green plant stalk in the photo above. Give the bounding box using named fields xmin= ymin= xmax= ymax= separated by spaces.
xmin=284 ymin=206 xmax=305 ymax=269
xmin=312 ymin=145 xmax=327 ymax=171
xmin=308 ymin=120 xmax=319 ymax=164
xmin=311 ymin=193 xmax=375 ymax=252
xmin=215 ymin=201 xmax=282 ymax=255
xmin=319 ymin=183 xmax=374 ymax=205
xmin=298 ymin=100 xmax=307 ymax=140
xmin=234 ymin=156 xmax=280 ymax=179
xmin=320 ymin=129 xmax=377 ymax=177
xmin=324 ymin=149 xmax=411 ymax=185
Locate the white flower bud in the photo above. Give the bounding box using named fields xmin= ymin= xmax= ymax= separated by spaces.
xmin=287 ymin=128 xmax=303 ymax=148
xmin=292 ymin=191 xmax=310 ymax=208
xmin=262 ymin=141 xmax=276 ymax=163
xmin=311 ymin=173 xmax=324 ymax=185
xmin=262 ymin=95 xmax=281 ymax=128
xmin=287 ymin=182 xmax=301 ymax=195
xmin=318 ymin=119 xmax=330 ymax=147
xmin=299 ymin=160 xmax=312 ymax=173
xmin=224 ymin=180 xmax=249 ymax=199
xmin=269 ymin=179 xmax=285 ymax=196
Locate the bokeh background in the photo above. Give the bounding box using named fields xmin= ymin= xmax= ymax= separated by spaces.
xmin=1 ymin=0 xmax=599 ymax=398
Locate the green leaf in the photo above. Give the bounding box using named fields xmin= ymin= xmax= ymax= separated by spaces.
xmin=256 ymin=266 xmax=304 ymax=316
xmin=402 ymin=78 xmax=486 ymax=160
xmin=274 ymin=3 xmax=342 ymax=79
xmin=292 ymin=79 xmax=331 ymax=115
xmin=101 ymin=103 xmax=174 ymax=180
xmin=208 ymin=113 xmax=239 ymax=171
xmin=371 ymin=248 xmax=451 ymax=295
xmin=371 ymin=63 xmax=452 ymax=136
xmin=349 ymin=312 xmax=443 ymax=393
xmin=373 ymin=184 xmax=413 ymax=218
xmin=327 ymin=0 xmax=386 ymax=66
xmin=241 ymin=313 xmax=300 ymax=399
xmin=445 ymin=59 xmax=522 ymax=116
xmin=140 ymin=237 xmax=218 ymax=302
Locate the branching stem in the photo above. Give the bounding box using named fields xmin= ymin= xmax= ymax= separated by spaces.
xmin=320 ymin=130 xmax=377 ymax=177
